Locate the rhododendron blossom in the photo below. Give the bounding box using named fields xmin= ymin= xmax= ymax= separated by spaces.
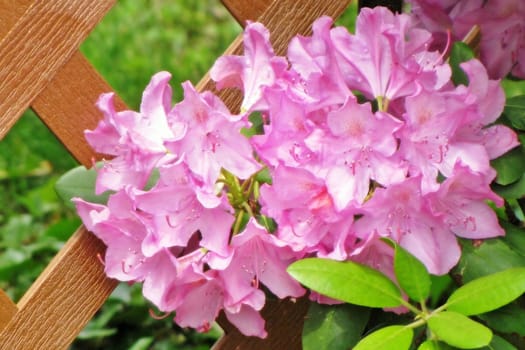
xmin=407 ymin=0 xmax=525 ymax=79
xmin=74 ymin=6 xmax=517 ymax=338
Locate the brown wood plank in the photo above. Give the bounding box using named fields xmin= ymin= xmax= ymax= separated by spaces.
xmin=212 ymin=297 xmax=310 ymax=350
xmin=0 ymin=227 xmax=117 ymax=349
xmin=0 ymin=0 xmax=116 ymax=139
xmin=32 ymin=52 xmax=127 ymax=166
xmin=221 ymin=0 xmax=275 ymax=25
xmin=0 ymin=290 xmax=17 ymax=332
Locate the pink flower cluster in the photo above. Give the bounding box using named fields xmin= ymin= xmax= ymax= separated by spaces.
xmin=407 ymin=0 xmax=525 ymax=79
xmin=74 ymin=7 xmax=517 ymax=337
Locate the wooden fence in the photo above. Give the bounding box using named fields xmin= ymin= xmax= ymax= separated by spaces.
xmin=0 ymin=1 xmax=397 ymax=348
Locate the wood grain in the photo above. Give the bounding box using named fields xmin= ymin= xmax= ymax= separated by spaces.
xmin=0 ymin=0 xmax=119 ymax=348
xmin=221 ymin=0 xmax=275 ymax=25
xmin=0 ymin=0 xmax=116 ymax=139
xmin=0 ymin=227 xmax=117 ymax=349
xmin=0 ymin=290 xmax=17 ymax=332
xmin=212 ymin=297 xmax=310 ymax=350
xmin=32 ymin=52 xmax=127 ymax=166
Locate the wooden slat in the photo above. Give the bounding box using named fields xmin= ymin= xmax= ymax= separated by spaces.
xmin=0 ymin=227 xmax=117 ymax=349
xmin=221 ymin=0 xmax=275 ymax=25
xmin=0 ymin=0 xmax=116 ymax=139
xmin=0 ymin=0 xmax=119 ymax=348
xmin=0 ymin=290 xmax=17 ymax=332
xmin=32 ymin=52 xmax=127 ymax=166
xmin=212 ymin=297 xmax=309 ymax=350
xmin=0 ymin=0 xmax=125 ymax=166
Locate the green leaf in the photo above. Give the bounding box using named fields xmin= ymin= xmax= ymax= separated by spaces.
xmin=302 ymin=303 xmax=370 ymax=350
xmin=418 ymin=340 xmax=456 ymax=350
xmin=55 ymin=164 xmax=112 ymax=208
xmin=492 ymin=173 xmax=525 ymax=200
xmin=287 ymin=258 xmax=403 ymax=308
xmin=491 ymin=147 xmax=525 ymax=185
xmin=387 ymin=238 xmax=431 ymax=302
xmin=129 ymin=337 xmax=155 ymax=350
xmin=455 ymin=238 xmax=525 ymax=283
xmin=428 ymin=311 xmax=492 ymax=349
xmin=354 ymin=325 xmax=413 ymax=350
xmin=483 ymin=335 xmax=518 ymax=350
xmin=502 ymin=95 xmax=525 ymax=131
xmin=478 ymin=303 xmax=525 ymax=336
xmin=76 ymin=328 xmax=118 ymax=340
xmin=500 ymin=221 xmax=525 ymax=257
xmin=446 ymin=267 xmax=525 ymax=315
xmin=254 ymin=167 xmax=272 ymax=185
xmin=449 ymin=42 xmax=475 ymax=86
xmin=429 ymin=274 xmax=454 ymax=308
xmin=241 ymin=111 xmax=265 ymax=136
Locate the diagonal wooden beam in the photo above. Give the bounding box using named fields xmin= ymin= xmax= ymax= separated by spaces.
xmin=221 ymin=0 xmax=275 ymax=25
xmin=0 ymin=290 xmax=17 ymax=332
xmin=0 ymin=0 xmax=117 ymax=141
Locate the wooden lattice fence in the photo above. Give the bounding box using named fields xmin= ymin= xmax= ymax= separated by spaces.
xmin=0 ymin=1 xmax=397 ymax=348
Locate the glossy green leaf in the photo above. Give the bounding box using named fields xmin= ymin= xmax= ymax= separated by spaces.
xmin=302 ymin=303 xmax=370 ymax=350
xmin=387 ymin=239 xmax=431 ymax=302
xmin=491 ymin=147 xmax=525 ymax=185
xmin=455 ymin=238 xmax=525 ymax=283
xmin=483 ymin=335 xmax=518 ymax=350
xmin=492 ymin=173 xmax=525 ymax=200
xmin=502 ymin=95 xmax=525 ymax=131
xmin=287 ymin=258 xmax=403 ymax=308
xmin=418 ymin=340 xmax=455 ymax=350
xmin=428 ymin=311 xmax=492 ymax=349
xmin=446 ymin=267 xmax=525 ymax=315
xmin=55 ymin=164 xmax=111 ymax=208
xmin=478 ymin=303 xmax=525 ymax=336
xmin=449 ymin=42 xmax=475 ymax=86
xmin=500 ymin=221 xmax=525 ymax=257
xmin=354 ymin=325 xmax=413 ymax=350
xmin=429 ymin=274 xmax=454 ymax=308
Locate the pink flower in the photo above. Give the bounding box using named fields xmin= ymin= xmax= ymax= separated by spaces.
xmin=210 ymin=22 xmax=288 ymax=113
xmin=330 ymin=6 xmax=450 ymax=104
xmin=322 ymin=97 xmax=405 ymax=208
xmin=260 ymin=165 xmax=354 ymax=260
xmin=427 ymin=163 xmax=504 ymax=239
xmin=287 ymin=16 xmax=351 ymax=108
xmin=134 ymin=163 xmax=235 ymax=257
xmin=354 ymin=177 xmax=461 ymax=275
xmin=86 ymin=72 xmax=184 ymax=193
xmin=408 ymin=0 xmax=525 ymax=79
xmin=218 ymin=219 xmax=305 ymax=308
xmin=166 ymin=82 xmax=260 ymax=190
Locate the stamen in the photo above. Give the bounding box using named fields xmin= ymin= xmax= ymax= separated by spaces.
xmin=96 ymin=253 xmax=106 ymax=266
xmin=149 ymin=308 xmax=171 ymax=320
